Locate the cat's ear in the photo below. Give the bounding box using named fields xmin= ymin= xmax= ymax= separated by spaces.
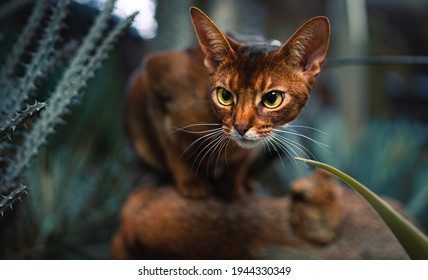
xmin=280 ymin=16 xmax=330 ymax=86
xmin=190 ymin=7 xmax=239 ymax=71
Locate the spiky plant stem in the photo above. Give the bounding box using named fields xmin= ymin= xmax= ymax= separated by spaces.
xmin=66 ymin=0 xmax=116 ymax=74
xmin=0 ymin=0 xmax=48 ymax=91
xmin=0 ymin=184 xmax=28 ymax=216
xmin=0 ymin=0 xmax=70 ymax=128
xmin=1 ymin=0 xmax=137 ymax=188
xmin=0 ymin=101 xmax=46 ymax=143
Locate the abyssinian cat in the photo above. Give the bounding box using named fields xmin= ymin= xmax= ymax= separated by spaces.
xmin=125 ymin=7 xmax=330 ymax=198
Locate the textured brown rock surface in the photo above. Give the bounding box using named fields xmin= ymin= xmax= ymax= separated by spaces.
xmin=112 ymin=171 xmax=410 ymax=259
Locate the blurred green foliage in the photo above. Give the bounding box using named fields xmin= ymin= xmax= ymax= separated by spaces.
xmin=0 ymin=0 xmax=137 ymax=258
xmin=0 ymin=50 xmax=135 ymax=259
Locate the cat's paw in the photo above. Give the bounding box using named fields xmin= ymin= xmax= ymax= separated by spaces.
xmin=244 ymin=177 xmax=256 ymax=192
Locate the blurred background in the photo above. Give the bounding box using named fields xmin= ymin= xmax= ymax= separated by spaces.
xmin=0 ymin=0 xmax=427 ymax=259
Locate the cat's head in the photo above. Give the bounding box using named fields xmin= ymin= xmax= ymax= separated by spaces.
xmin=190 ymin=7 xmax=330 ymax=149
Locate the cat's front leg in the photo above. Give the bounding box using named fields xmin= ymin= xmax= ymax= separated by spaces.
xmin=217 ymin=150 xmax=256 ymax=198
xmin=170 ymin=157 xmax=212 ymax=198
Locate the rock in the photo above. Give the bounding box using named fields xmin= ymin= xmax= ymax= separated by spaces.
xmin=112 ymin=170 xmax=410 ymax=259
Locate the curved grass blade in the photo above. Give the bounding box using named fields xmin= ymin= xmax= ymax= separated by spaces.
xmin=295 ymin=157 xmax=428 ymax=260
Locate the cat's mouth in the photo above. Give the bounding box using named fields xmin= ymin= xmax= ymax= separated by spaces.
xmin=228 ymin=127 xmax=263 ymax=149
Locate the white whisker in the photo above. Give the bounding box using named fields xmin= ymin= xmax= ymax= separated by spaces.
xmin=174 ymin=121 xmax=233 ymax=178
xmin=273 ymin=132 xmax=317 ymax=160
xmin=193 ymin=132 xmax=225 ymax=175
xmin=262 ymin=137 xmax=272 ymax=154
xmin=285 ymin=124 xmax=329 ymax=135
xmin=170 ymin=123 xmax=222 ymax=134
xmin=272 ymin=127 xmax=330 ymax=153
xmin=207 ymin=134 xmax=227 ymax=167
xmin=179 ymin=128 xmax=224 ymax=159
xmin=268 ymin=134 xmax=301 ymax=171
xmin=215 ymin=137 xmax=230 ymax=175
xmin=263 ymin=136 xmax=284 ymax=167
xmin=173 ymin=128 xmax=223 ymax=135
xmin=263 ymin=124 xmax=331 ymax=174
xmin=224 ymin=137 xmax=231 ymax=167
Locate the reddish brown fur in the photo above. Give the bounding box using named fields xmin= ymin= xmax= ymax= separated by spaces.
xmin=126 ymin=47 xmax=252 ymax=197
xmin=117 ymin=8 xmax=412 ymax=260
xmin=126 ymin=8 xmax=329 ymax=198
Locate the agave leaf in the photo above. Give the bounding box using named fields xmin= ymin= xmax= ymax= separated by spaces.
xmin=295 ymin=157 xmax=428 ymax=260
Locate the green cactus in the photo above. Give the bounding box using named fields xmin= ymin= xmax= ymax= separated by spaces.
xmin=0 ymin=0 xmax=137 ymax=215
xmin=0 ymin=0 xmax=48 ymax=92
xmin=0 ymin=184 xmax=28 ymax=216
xmin=0 ymin=102 xmax=46 ymax=143
xmin=0 ymin=0 xmax=69 ymax=126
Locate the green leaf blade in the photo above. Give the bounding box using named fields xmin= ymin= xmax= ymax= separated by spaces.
xmin=295 ymin=157 xmax=428 ymax=259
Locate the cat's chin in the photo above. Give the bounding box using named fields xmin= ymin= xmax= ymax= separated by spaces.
xmin=233 ymin=138 xmax=261 ymax=149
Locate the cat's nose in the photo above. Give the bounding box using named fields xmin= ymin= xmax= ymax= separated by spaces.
xmin=234 ymin=123 xmax=251 ymax=136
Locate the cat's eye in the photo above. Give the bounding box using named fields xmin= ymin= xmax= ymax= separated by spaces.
xmin=217 ymin=88 xmax=233 ymax=106
xmin=262 ymin=91 xmax=285 ymax=109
